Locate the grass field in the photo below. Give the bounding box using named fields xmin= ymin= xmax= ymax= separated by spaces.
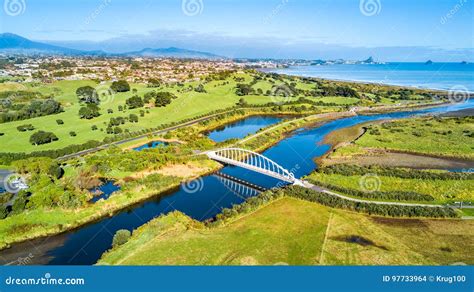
xmin=0 ymin=74 xmax=278 ymax=153
xmin=98 ymin=197 xmax=474 ymax=265
xmin=355 ymin=116 xmax=474 ymax=159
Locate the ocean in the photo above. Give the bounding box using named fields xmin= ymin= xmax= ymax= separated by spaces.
xmin=267 ymin=62 xmax=474 ymax=92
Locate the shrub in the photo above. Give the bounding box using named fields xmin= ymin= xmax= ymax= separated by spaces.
xmin=69 ymin=131 xmax=77 ymax=137
xmin=91 ymin=125 xmax=98 ymax=131
xmin=112 ymin=229 xmax=131 ymax=247
xmin=56 ymin=119 xmax=64 ymax=125
xmin=17 ymin=124 xmax=35 ymax=132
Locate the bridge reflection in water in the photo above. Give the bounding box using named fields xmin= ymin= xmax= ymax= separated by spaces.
xmin=213 ymin=172 xmax=267 ymax=200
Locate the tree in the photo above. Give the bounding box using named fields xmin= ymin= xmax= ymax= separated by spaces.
xmin=112 ymin=229 xmax=131 ymax=247
xmin=235 ymin=83 xmax=254 ymax=96
xmin=69 ymin=131 xmax=77 ymax=137
xmin=79 ymin=104 xmax=100 ymax=119
xmin=155 ymin=92 xmax=176 ymax=107
xmin=47 ymin=163 xmax=63 ymax=179
xmin=143 ymin=91 xmax=156 ymax=103
xmin=29 ymin=131 xmax=58 ymax=145
xmin=194 ymin=84 xmax=206 ymax=93
xmin=147 ymin=78 xmax=161 ymax=88
xmin=113 ymin=126 xmax=123 ymax=134
xmin=76 ymin=86 xmax=99 ymax=104
xmin=110 ymin=80 xmax=130 ymax=93
xmin=125 ymin=95 xmax=144 ymax=109
xmin=236 ymin=98 xmax=248 ymax=107
xmin=11 ymin=191 xmax=28 ymax=215
xmin=56 ymin=119 xmax=64 ymax=125
xmin=129 ymin=114 xmax=139 ymax=123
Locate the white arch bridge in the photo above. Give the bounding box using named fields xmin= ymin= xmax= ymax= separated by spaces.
xmin=205 ymin=148 xmax=304 ymax=186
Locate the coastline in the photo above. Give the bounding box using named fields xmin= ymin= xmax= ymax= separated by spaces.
xmin=261 ymin=64 xmax=474 ymax=93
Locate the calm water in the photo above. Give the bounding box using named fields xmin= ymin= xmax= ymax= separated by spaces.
xmin=89 ymin=181 xmax=121 ymax=203
xmin=268 ymin=63 xmax=474 ymax=91
xmin=133 ymin=141 xmax=167 ymax=151
xmin=208 ymin=116 xmax=285 ymax=142
xmin=1 ymin=100 xmax=473 ymax=265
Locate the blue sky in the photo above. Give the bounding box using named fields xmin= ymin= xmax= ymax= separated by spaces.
xmin=0 ymin=0 xmax=472 ymax=61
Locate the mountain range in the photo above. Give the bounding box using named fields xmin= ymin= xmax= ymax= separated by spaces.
xmin=0 ymin=33 xmax=223 ymax=59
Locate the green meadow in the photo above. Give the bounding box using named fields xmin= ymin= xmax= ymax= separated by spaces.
xmin=98 ymin=197 xmax=474 ymax=265
xmin=355 ymin=116 xmax=474 ymax=159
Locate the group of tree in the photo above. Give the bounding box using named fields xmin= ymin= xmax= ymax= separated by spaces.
xmin=29 ymin=130 xmax=58 ymax=145
xmin=0 ymin=98 xmax=63 ymax=123
xmin=125 ymin=95 xmax=144 ymax=109
xmin=318 ymin=85 xmax=360 ymax=98
xmin=235 ymin=83 xmax=255 ymax=96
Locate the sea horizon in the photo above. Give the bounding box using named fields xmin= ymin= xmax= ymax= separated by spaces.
xmin=266 ymin=62 xmax=474 ymax=92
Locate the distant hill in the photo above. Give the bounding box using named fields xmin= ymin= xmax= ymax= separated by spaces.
xmin=0 ymin=33 xmax=223 ymax=59
xmin=0 ymin=33 xmax=103 ymax=56
xmin=122 ymin=47 xmax=223 ymax=59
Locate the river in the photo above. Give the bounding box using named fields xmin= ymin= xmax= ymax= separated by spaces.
xmin=0 ymin=100 xmax=473 ymax=265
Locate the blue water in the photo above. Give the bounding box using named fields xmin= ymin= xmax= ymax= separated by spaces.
xmin=2 ymin=100 xmax=473 ymax=265
xmin=268 ymin=63 xmax=474 ymax=92
xmin=208 ymin=116 xmax=285 ymax=142
xmin=89 ymin=181 xmax=121 ymax=203
xmin=133 ymin=141 xmax=167 ymax=151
